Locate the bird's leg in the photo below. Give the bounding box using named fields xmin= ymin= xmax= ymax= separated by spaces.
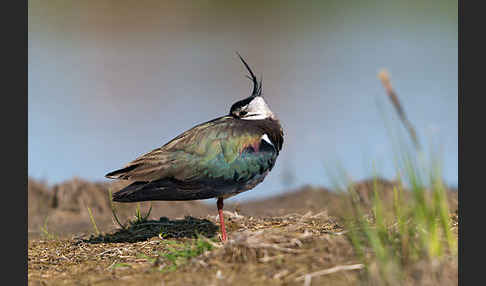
xmin=217 ymin=197 xmax=227 ymax=242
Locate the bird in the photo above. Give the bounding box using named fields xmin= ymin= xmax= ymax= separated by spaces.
xmin=105 ymin=54 xmax=284 ymax=242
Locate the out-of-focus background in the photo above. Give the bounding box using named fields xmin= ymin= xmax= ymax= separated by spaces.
xmin=28 ymin=0 xmax=457 ymax=202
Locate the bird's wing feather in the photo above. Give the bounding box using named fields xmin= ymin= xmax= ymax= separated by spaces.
xmin=106 ymin=116 xmax=283 ymax=186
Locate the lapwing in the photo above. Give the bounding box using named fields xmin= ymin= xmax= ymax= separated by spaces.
xmin=105 ymin=54 xmax=284 ymax=241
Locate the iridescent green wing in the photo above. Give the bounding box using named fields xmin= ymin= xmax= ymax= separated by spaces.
xmin=169 ymin=120 xmax=279 ymax=184
xmin=109 ymin=116 xmax=282 ymax=185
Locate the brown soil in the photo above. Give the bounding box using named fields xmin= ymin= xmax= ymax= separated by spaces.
xmin=28 ymin=177 xmax=458 ymax=285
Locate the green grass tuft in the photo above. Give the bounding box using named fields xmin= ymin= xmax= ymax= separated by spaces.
xmin=160 ymin=235 xmax=214 ymax=271
xmin=336 ymin=141 xmax=457 ymax=285
xmin=330 ymin=71 xmax=458 ymax=284
xmin=135 ymin=234 xmax=216 ymax=272
xmin=108 ymin=188 xmax=127 ymax=230
xmin=40 ymin=216 xmax=57 ymax=240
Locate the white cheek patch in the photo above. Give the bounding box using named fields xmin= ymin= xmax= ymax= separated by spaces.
xmin=261 ymin=134 xmax=274 ymax=148
xmin=243 ymin=113 xmax=269 ymax=120
xmin=242 ymin=97 xmax=275 ymax=120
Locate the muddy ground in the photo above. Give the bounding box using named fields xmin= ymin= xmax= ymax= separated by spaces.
xmin=28 ymin=178 xmax=458 ymax=285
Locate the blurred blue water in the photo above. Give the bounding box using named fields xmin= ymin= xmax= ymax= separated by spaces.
xmin=28 ymin=0 xmax=457 ymax=202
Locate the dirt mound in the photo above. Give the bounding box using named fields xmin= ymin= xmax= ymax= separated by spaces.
xmin=28 ymin=177 xmax=458 ymax=286
xmin=28 ymin=210 xmax=457 ymax=286
xmin=28 ymin=178 xmax=214 ymax=238
xmin=28 ymin=177 xmax=457 ymax=239
xmin=29 ymin=212 xmax=356 ymax=286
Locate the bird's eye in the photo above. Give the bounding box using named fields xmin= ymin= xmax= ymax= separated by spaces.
xmin=239 ymin=110 xmax=248 ymax=116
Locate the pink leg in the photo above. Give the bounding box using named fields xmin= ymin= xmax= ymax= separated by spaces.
xmin=217 ymin=197 xmax=227 ymax=242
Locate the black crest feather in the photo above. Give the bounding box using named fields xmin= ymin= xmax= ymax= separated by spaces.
xmin=236 ymin=52 xmax=262 ymax=97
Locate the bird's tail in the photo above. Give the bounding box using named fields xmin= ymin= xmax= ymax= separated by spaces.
xmin=112 ymin=181 xmax=150 ymax=202
xmin=111 ymin=179 xmax=221 ymax=202
xmin=105 ymin=164 xmax=140 ymax=180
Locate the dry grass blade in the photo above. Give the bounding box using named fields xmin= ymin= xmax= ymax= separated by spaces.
xmin=108 ymin=188 xmax=127 ymax=230
xmin=378 ymin=69 xmax=421 ymax=150
xmin=259 ymin=254 xmax=286 ymax=263
xmin=87 ymin=207 xmax=100 ymax=236
xmin=295 ymin=263 xmax=364 ymax=281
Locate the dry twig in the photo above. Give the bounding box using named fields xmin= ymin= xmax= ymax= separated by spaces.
xmin=295 ymin=263 xmax=364 ymax=282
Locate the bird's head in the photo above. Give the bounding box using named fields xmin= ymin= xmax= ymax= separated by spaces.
xmin=230 ymin=54 xmax=276 ymax=120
